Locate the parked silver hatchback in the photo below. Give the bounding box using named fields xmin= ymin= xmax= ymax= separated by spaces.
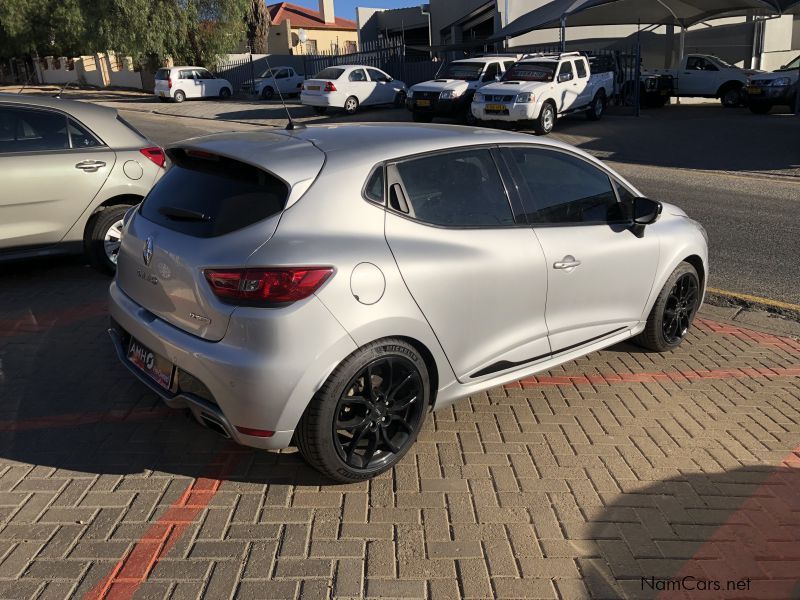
xmin=109 ymin=124 xmax=708 ymax=482
xmin=0 ymin=94 xmax=165 ymax=272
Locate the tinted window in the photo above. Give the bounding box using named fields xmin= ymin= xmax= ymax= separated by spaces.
xmin=195 ymin=69 xmax=213 ymax=79
xmin=483 ymin=63 xmax=500 ymax=81
xmin=505 ymin=147 xmax=624 ymax=224
xmin=503 ymin=62 xmax=555 ymax=82
xmin=68 ymin=118 xmax=102 ymax=148
xmin=349 ymin=69 xmax=367 ymax=82
xmin=367 ymin=68 xmax=388 ymax=82
xmin=140 ymin=150 xmax=288 ymax=238
xmin=394 ymin=149 xmax=514 ymax=228
xmin=440 ymin=62 xmax=484 ymax=81
xmin=365 ymin=168 xmax=384 ymax=204
xmin=316 ymin=67 xmax=344 ymax=80
xmin=559 ymin=61 xmax=574 ymax=79
xmin=576 ymin=59 xmax=587 ymax=78
xmin=179 ymin=70 xmax=195 ymax=79
xmin=155 ymin=69 xmax=170 ymax=80
xmin=503 ymin=61 xmax=516 ymax=72
xmin=0 ymin=107 xmax=68 ymax=153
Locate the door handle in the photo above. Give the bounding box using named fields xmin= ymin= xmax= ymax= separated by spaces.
xmin=75 ymin=160 xmax=106 ymax=172
xmin=554 ymin=256 xmax=581 ymax=270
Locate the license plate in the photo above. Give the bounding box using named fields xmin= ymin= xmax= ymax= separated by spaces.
xmin=747 ymin=87 xmax=762 ymax=95
xmin=128 ymin=337 xmax=174 ymax=390
xmin=307 ymin=85 xmax=320 ymax=91
xmin=486 ymin=103 xmax=507 ymax=111
xmin=416 ymin=99 xmax=431 ymax=107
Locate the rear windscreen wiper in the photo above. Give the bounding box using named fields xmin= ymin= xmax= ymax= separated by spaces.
xmin=158 ymin=206 xmax=211 ymax=222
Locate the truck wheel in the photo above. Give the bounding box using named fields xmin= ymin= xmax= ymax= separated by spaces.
xmin=586 ymin=91 xmax=606 ymax=120
xmin=748 ymin=102 xmax=772 ymax=115
xmin=533 ymin=102 xmax=556 ymax=135
xmin=720 ymin=84 xmax=743 ymax=108
xmin=412 ymin=112 xmax=433 ymax=123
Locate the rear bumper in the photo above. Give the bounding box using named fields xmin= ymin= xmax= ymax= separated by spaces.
xmin=301 ymin=93 xmax=334 ymax=107
xmin=108 ymin=280 xmax=357 ymax=450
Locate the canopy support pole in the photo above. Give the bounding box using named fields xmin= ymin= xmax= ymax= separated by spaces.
xmin=676 ymin=24 xmax=685 ymax=105
xmin=560 ymin=15 xmax=567 ymax=53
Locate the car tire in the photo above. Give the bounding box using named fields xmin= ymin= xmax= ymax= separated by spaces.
xmin=296 ymin=338 xmax=430 ymax=482
xmin=219 ymin=87 xmax=231 ymax=100
xmin=261 ymin=86 xmax=275 ymax=100
xmin=586 ymin=91 xmax=606 ymax=120
xmin=173 ymin=90 xmax=186 ymax=103
xmin=533 ymin=101 xmax=556 ymax=135
xmin=394 ymin=90 xmax=407 ymax=108
xmin=462 ymin=108 xmax=478 ymax=126
xmin=749 ymin=102 xmax=772 ymax=114
xmin=412 ymin=112 xmax=433 ymax=123
xmin=635 ymin=262 xmax=701 ymax=353
xmin=313 ymin=106 xmax=328 ymax=115
xmin=344 ymin=95 xmax=360 ymax=115
xmin=720 ymin=84 xmax=742 ymax=108
xmin=84 ymin=205 xmax=131 ymax=275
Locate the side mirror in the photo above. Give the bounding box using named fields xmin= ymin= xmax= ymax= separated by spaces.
xmin=558 ymin=72 xmax=574 ymax=83
xmin=631 ymin=197 xmax=662 ymax=236
xmin=780 ymin=64 xmax=787 ymax=69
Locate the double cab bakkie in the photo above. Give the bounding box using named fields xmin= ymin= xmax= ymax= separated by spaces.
xmin=471 ymin=52 xmax=613 ymax=135
xmin=645 ymin=54 xmax=760 ymax=107
xmin=407 ymin=56 xmax=519 ymax=124
xmin=745 ymin=54 xmax=799 ymax=114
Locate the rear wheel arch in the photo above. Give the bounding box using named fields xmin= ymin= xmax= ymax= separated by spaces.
xmin=394 ymin=336 xmax=439 ymax=408
xmin=84 ymin=194 xmax=143 ymax=231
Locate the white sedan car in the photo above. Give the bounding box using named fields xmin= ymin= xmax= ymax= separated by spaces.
xmin=300 ymin=65 xmax=407 ymax=115
xmin=153 ymin=66 xmax=233 ymax=103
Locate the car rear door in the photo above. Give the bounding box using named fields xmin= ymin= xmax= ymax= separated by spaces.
xmin=500 ymin=145 xmax=660 ymax=352
xmin=574 ymin=58 xmax=592 ymax=106
xmin=383 ymin=147 xmax=551 ymax=383
xmin=0 ymin=104 xmax=114 ymax=251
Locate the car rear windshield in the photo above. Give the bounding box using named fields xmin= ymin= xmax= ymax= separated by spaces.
xmin=315 ymin=67 xmax=345 ymax=80
xmin=139 ymin=149 xmax=288 ymax=238
xmin=503 ymin=62 xmax=556 ymax=82
xmin=155 ymin=69 xmax=170 ymax=80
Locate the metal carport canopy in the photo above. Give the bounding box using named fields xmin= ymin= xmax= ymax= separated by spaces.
xmin=490 ymin=0 xmax=782 ymax=40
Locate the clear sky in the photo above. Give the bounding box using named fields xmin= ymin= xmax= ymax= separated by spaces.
xmin=283 ymin=0 xmax=426 ymax=22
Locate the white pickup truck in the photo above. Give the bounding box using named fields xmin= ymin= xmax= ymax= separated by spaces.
xmin=241 ymin=66 xmax=305 ymax=100
xmin=645 ymin=54 xmax=760 ymax=107
xmin=471 ymin=53 xmax=614 ymax=135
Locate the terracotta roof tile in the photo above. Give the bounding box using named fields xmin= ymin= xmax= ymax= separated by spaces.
xmin=268 ymin=2 xmax=357 ymax=30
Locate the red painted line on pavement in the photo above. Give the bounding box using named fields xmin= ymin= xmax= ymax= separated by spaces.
xmin=506 ymin=366 xmax=800 ymax=389
xmin=83 ymin=450 xmax=244 ymax=600
xmin=0 ymin=300 xmax=108 ymax=337
xmin=658 ymin=447 xmax=800 ymax=600
xmin=695 ymin=317 xmax=800 ymax=353
xmin=0 ymin=407 xmax=170 ymax=432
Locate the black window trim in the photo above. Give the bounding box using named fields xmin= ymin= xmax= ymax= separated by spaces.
xmin=361 ymin=163 xmax=386 ymax=205
xmin=498 ymin=143 xmax=637 ymax=228
xmin=0 ymin=103 xmax=108 ymax=156
xmin=361 ymin=144 xmax=528 ymax=231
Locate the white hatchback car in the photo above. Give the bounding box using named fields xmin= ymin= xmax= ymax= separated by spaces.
xmin=154 ymin=67 xmax=233 ymax=103
xmin=301 ymin=65 xmax=407 ymax=115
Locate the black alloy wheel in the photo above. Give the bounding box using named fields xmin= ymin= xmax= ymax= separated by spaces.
xmin=662 ymin=272 xmax=699 ymax=345
xmin=333 ymin=356 xmax=424 ymax=470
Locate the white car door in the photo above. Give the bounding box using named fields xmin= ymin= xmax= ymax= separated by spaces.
xmin=556 ymin=60 xmax=580 ymax=112
xmin=383 ymin=148 xmax=551 ymax=383
xmin=196 ymin=69 xmax=220 ymax=97
xmin=178 ymin=69 xmax=201 ymax=98
xmin=367 ymin=68 xmax=396 ymax=103
xmin=347 ymin=68 xmax=376 ymax=105
xmin=679 ymin=56 xmax=719 ymax=96
xmin=574 ymin=58 xmax=593 ymax=106
xmin=501 ymin=145 xmax=660 ymax=351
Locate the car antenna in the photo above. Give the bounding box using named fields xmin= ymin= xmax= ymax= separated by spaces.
xmin=261 ymin=53 xmax=305 ymax=131
xmin=53 ymin=81 xmax=73 ymax=98
xmin=17 ymin=71 xmax=35 ymax=94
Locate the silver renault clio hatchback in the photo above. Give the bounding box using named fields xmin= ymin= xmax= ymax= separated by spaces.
xmin=109 ymin=124 xmax=708 ymax=482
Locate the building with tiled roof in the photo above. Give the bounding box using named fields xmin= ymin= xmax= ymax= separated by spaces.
xmin=267 ymin=1 xmax=359 ymax=55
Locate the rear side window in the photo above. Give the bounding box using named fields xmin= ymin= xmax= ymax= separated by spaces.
xmin=576 ymin=60 xmax=587 ymax=78
xmin=140 ymin=150 xmax=288 ymax=238
xmin=0 ymin=107 xmax=68 ymax=152
xmin=155 ymin=69 xmax=170 ymax=80
xmin=316 ymin=67 xmax=345 ymax=80
xmin=364 ymin=168 xmax=384 ymax=204
xmin=393 ymin=149 xmax=514 ymax=228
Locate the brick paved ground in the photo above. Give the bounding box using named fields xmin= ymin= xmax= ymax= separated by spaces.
xmin=0 ymin=258 xmax=798 ymax=600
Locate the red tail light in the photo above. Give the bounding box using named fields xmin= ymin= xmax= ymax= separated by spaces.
xmin=324 ymin=81 xmax=337 ymax=92
xmin=168 ymin=77 xmax=172 ymax=89
xmin=204 ymin=267 xmax=333 ymax=305
xmin=139 ymin=146 xmax=166 ymax=168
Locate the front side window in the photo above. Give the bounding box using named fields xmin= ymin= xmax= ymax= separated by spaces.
xmin=558 ymin=61 xmax=574 ymax=80
xmin=504 ymin=147 xmax=625 ymax=225
xmin=483 ymin=63 xmax=500 ymax=81
xmin=179 ymin=70 xmax=195 ymax=79
xmin=393 ymin=149 xmax=514 ymax=228
xmin=367 ymin=69 xmax=389 ymax=82
xmin=195 ymin=69 xmax=214 ymax=79
xmin=0 ymin=107 xmax=68 ymax=153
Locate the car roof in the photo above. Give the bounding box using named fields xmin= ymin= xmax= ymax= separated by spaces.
xmin=0 ymin=93 xmax=150 ymax=148
xmin=171 ymin=123 xmax=585 ymax=180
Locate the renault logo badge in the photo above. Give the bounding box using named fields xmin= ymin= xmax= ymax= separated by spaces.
xmin=143 ymin=237 xmax=153 ymax=266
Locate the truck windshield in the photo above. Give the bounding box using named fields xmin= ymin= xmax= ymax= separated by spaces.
xmin=502 ymin=62 xmax=556 ymax=82
xmin=440 ymin=62 xmax=484 ymax=81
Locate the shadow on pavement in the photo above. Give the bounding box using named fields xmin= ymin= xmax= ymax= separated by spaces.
xmin=582 ymin=461 xmax=800 ymax=599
